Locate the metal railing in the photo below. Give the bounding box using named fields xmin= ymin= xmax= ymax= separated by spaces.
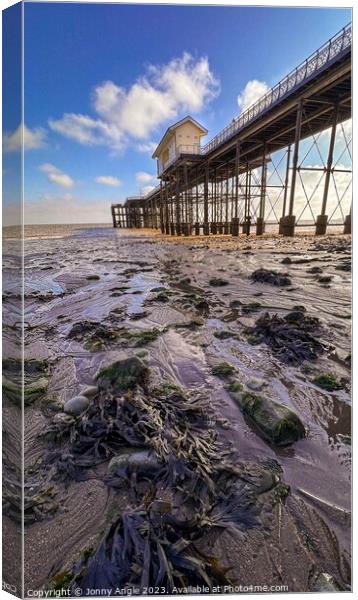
xmin=158 ymin=144 xmax=201 ymax=175
xmin=201 ymin=23 xmax=351 ymax=154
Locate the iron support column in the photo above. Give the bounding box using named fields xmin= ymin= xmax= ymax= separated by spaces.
xmin=283 ymin=100 xmax=303 ymax=236
xmin=203 ymin=163 xmax=209 ymax=235
xmin=257 ymin=144 xmax=267 ymax=235
xmin=316 ymin=104 xmax=339 ymax=235
xmin=175 ymin=169 xmax=181 ymax=235
xmin=232 ymin=140 xmax=241 ymax=236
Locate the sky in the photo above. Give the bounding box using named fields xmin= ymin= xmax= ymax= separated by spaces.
xmin=3 ymin=2 xmax=352 ymax=224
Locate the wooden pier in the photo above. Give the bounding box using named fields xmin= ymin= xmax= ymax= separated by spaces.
xmin=112 ymin=24 xmax=351 ymax=237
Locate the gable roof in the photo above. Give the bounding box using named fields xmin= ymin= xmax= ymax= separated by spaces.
xmin=152 ymin=116 xmax=208 ymax=158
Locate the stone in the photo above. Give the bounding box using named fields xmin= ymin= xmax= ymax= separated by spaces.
xmin=64 ymin=395 xmax=90 ymax=416
xmin=81 ymin=385 xmax=98 ymax=399
xmin=313 ymin=573 xmax=341 ymax=592
xmin=246 ymin=379 xmax=265 ymax=392
xmin=107 ymin=448 xmax=161 ymax=478
xmin=229 ymin=386 xmax=305 ymax=446
xmin=96 ymin=356 xmax=149 ymax=392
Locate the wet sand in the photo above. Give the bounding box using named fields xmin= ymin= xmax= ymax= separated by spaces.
xmin=5 ymin=225 xmax=351 ymax=593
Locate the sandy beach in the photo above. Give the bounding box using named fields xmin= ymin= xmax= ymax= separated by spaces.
xmin=3 ymin=224 xmax=351 ymax=594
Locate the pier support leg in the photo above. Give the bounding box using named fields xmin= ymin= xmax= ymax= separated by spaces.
xmin=194 ymin=223 xmax=200 ymax=236
xmin=232 ymin=140 xmax=241 ymax=236
xmin=279 ymin=145 xmax=291 ymax=234
xmin=256 ymin=217 xmax=265 ymax=236
xmin=316 ymin=104 xmax=339 ymax=236
xmin=203 ymin=163 xmax=209 ymax=235
xmin=280 ymin=215 xmax=296 ymax=237
xmin=283 ymin=100 xmax=303 ymax=236
xmin=231 ymin=217 xmax=239 ymax=236
xmin=257 ymin=143 xmax=267 ymax=235
xmin=315 ymin=215 xmax=328 ymax=236
xmin=343 ymin=214 xmax=351 ymax=234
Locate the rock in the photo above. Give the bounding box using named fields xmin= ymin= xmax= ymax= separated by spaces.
xmin=107 ymin=448 xmax=161 ymax=479
xmin=64 ymin=395 xmax=90 ymax=416
xmin=307 ymin=266 xmax=323 ymax=274
xmin=239 ymin=461 xmax=281 ymax=494
xmin=229 ymin=387 xmax=305 ymax=446
xmin=53 ymin=413 xmax=75 ymax=426
xmin=337 ymin=434 xmax=351 ymax=446
xmin=281 ymin=256 xmax=292 ymax=264
xmin=86 ymin=274 xmax=100 ymax=280
xmin=24 ymin=377 xmax=49 ymax=405
xmin=313 ymin=573 xmax=341 ymax=592
xmin=96 ymin=357 xmax=149 ymax=392
xmin=246 ymin=379 xmax=265 ymax=391
xmin=81 ymin=385 xmax=98 ymax=399
xmin=209 ymin=277 xmax=229 ymax=287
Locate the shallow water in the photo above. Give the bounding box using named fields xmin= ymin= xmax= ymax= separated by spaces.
xmin=3 ymin=224 xmax=351 ymax=593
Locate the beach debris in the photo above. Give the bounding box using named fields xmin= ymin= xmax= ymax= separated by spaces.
xmin=228 ymin=386 xmax=305 ymax=446
xmin=246 ymin=311 xmax=325 ymax=364
xmin=250 ymin=268 xmax=291 ymax=287
xmin=311 ymin=373 xmax=344 ymax=392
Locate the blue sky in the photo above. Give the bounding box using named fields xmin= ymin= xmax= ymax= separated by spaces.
xmin=3 ymin=2 xmax=351 ymax=224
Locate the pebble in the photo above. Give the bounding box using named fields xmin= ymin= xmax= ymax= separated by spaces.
xmin=64 ymin=395 xmax=90 ymax=416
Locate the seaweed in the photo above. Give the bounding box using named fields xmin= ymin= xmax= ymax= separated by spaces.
xmin=250 ymin=268 xmax=291 ymax=287
xmin=312 ymin=373 xmax=344 ymax=392
xmin=47 ymin=364 xmax=264 ymax=591
xmin=245 ymin=312 xmax=326 ymax=365
xmin=211 ymin=363 xmax=235 ymax=378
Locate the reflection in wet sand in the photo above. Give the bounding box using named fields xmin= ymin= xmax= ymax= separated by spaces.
xmin=3 ymin=224 xmax=350 ymax=593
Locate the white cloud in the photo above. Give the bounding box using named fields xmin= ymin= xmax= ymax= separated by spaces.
xmin=95 ymin=175 xmax=122 ymax=187
xmin=136 ymin=171 xmax=156 ymax=184
xmin=39 ymin=163 xmax=74 ymax=188
xmin=49 ymin=53 xmax=219 ymax=152
xmin=136 ymin=141 xmax=157 ymax=154
xmin=4 ymin=124 xmax=46 ymax=152
xmin=237 ymin=80 xmax=269 ymax=113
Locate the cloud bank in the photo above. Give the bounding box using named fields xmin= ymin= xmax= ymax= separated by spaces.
xmin=49 ymin=53 xmax=219 ymax=152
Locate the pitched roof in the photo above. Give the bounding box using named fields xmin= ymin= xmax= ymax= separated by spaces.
xmin=152 ymin=116 xmax=208 ymax=158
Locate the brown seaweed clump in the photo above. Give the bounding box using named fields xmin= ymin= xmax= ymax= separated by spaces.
xmin=46 ymin=357 xmax=280 ymax=593
xmin=250 ymin=268 xmax=291 ymax=287
xmin=246 ymin=311 xmax=327 ymax=364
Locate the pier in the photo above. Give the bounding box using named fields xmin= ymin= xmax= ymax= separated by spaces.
xmin=112 ymin=24 xmax=351 ymax=237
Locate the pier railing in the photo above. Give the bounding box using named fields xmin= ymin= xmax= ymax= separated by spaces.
xmin=201 ymin=23 xmax=351 ymax=154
